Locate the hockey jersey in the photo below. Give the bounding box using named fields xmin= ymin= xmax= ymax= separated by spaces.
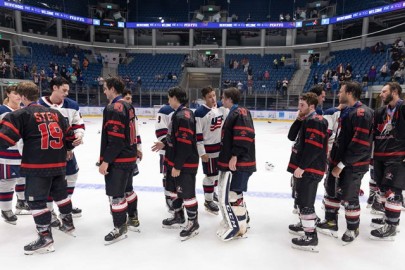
xmin=39 ymin=97 xmax=85 ymax=139
xmin=155 ymin=104 xmax=174 ymax=155
xmin=164 ymin=106 xmax=199 ymax=173
xmin=373 ymin=100 xmax=405 ymax=161
xmin=287 ymin=112 xmax=328 ymax=179
xmin=218 ymin=105 xmax=256 ymax=172
xmin=323 ymin=107 xmax=341 ymax=154
xmin=99 ymin=97 xmax=138 ymax=169
xmin=0 ymin=103 xmax=74 ymax=176
xmin=194 ymin=102 xmax=228 ymax=158
xmin=0 ymin=105 xmax=22 ymax=165
xmin=329 ymin=101 xmax=373 ymax=172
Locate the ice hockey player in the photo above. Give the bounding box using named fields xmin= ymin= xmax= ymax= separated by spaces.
xmin=0 ymin=86 xmax=29 ymax=225
xmin=194 ymin=86 xmax=228 ymax=215
xmin=152 ymin=86 xmax=199 ymax=241
xmin=154 ymin=103 xmax=174 ymax=212
xmin=0 ymin=81 xmax=76 ymax=255
xmin=39 ymin=77 xmax=85 ymax=224
xmin=217 ymin=87 xmax=256 ymax=241
xmin=98 ymin=77 xmax=140 ymax=244
xmin=370 ymin=82 xmax=405 ymax=240
xmin=287 ymin=92 xmax=328 ymax=252
xmin=317 ymin=81 xmax=373 ymax=245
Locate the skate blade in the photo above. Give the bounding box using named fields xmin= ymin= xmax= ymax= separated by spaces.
xmin=24 ymin=244 xmax=55 ymax=255
xmin=72 ymin=213 xmax=82 ymax=218
xmin=291 ymin=244 xmax=319 ymax=253
xmin=289 ymin=230 xmax=305 ymax=236
xmin=369 ymin=223 xmax=401 ymax=233
xmin=317 ymin=229 xmax=339 ymax=238
xmin=369 ymin=235 xmax=396 ymax=241
xmin=57 ymin=228 xmax=77 ymax=238
xmin=341 ymin=239 xmax=357 ymax=246
xmin=292 ymin=209 xmax=299 ymax=215
xmin=180 ymin=230 xmax=199 ymax=241
xmin=370 ymin=209 xmax=385 ymax=215
xmin=104 ymin=234 xmax=128 ymax=245
xmin=162 ymin=223 xmax=186 ymax=229
xmin=128 ymin=226 xmax=141 ymax=233
xmin=366 ymin=204 xmax=372 ymax=209
xmin=15 ymin=210 xmax=31 ymax=215
xmin=3 ymin=219 xmax=17 ymax=225
xmin=205 ymin=207 xmax=219 ymax=216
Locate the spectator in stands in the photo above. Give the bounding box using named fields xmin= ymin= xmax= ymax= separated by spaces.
xmin=282 ymin=77 xmax=289 ymax=96
xmin=71 ymin=54 xmax=79 ymax=70
xmin=60 ymin=65 xmax=67 ymax=79
xmin=285 ymin=13 xmax=291 ymax=21
xmin=280 ymin=55 xmax=286 ymax=66
xmin=136 ymin=76 xmax=142 ymax=88
xmin=70 ymin=72 xmax=78 ymax=85
xmin=247 ymin=79 xmax=253 ymax=95
xmin=326 ymin=81 xmax=332 ymax=92
xmin=380 ymin=62 xmax=388 ymax=78
xmin=344 ymin=70 xmax=352 ymax=81
xmin=248 ymin=65 xmax=253 ymax=77
xmin=313 ymin=74 xmax=319 ymax=85
xmin=390 ymin=61 xmax=400 ymax=76
xmin=393 ymin=68 xmax=403 ymax=83
xmin=172 ymin=73 xmax=178 ymax=80
xmin=345 ymin=63 xmax=353 ymax=74
xmin=368 ymin=65 xmax=377 ymax=84
xmin=276 ymin=80 xmax=282 ymax=95
xmin=373 ymin=41 xmax=384 ymax=54
xmin=83 ymin=58 xmax=89 ymax=70
xmin=362 ymin=73 xmax=369 ymax=87
xmin=237 ymin=81 xmax=243 ymax=92
xmin=264 ymin=70 xmax=270 ymax=80
xmin=273 ymin=59 xmax=278 ymax=70
xmin=167 ymin=72 xmax=173 ymax=81
xmin=337 ymin=63 xmax=344 ymax=77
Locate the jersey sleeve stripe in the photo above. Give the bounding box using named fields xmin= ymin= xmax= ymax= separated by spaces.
xmin=0 ymin=120 xmax=20 ymax=136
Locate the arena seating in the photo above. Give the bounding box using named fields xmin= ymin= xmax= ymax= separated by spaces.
xmin=304 ymin=47 xmax=388 ymax=92
xmin=118 ymin=53 xmax=184 ymax=91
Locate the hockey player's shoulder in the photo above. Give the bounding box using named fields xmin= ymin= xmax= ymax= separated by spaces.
xmin=63 ymin=98 xmax=80 ymax=110
xmin=194 ymin=105 xmax=210 ymax=118
xmin=158 ymin=104 xmax=175 ymax=115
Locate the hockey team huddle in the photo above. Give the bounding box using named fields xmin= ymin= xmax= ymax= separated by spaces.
xmin=0 ymin=77 xmax=403 ymax=255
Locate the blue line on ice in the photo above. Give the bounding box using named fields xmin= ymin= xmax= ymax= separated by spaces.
xmin=76 ymin=183 xmax=366 ymax=202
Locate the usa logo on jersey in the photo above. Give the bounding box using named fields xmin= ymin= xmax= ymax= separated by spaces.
xmin=210 ymin=116 xmax=223 ymax=131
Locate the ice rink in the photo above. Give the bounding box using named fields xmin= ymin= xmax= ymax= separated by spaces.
xmin=0 ymin=117 xmax=403 ymax=270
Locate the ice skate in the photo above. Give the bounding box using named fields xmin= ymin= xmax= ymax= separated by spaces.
xmin=366 ymin=191 xmax=376 ymax=208
xmin=370 ymin=200 xmax=385 ymax=215
xmin=341 ymin=229 xmax=359 ymax=245
xmin=180 ymin=218 xmax=199 ymax=241
xmin=15 ymin=200 xmax=31 ymax=215
xmin=71 ymin=207 xmax=82 ymax=218
xmin=24 ymin=229 xmax=54 ymax=255
xmin=50 ymin=210 xmax=61 ymax=228
xmin=204 ymin=200 xmax=219 ymax=215
xmin=1 ymin=210 xmax=17 ymax=225
xmin=317 ymin=220 xmax=339 ymax=238
xmin=57 ymin=214 xmax=76 ymax=237
xmin=289 ymin=221 xmax=304 ymax=236
xmin=104 ymin=224 xmax=128 ymax=245
xmin=370 ymin=223 xmax=397 ymax=241
xmin=162 ymin=209 xmax=186 ymax=229
xmin=370 ymin=217 xmax=399 ymax=232
xmin=291 ymin=232 xmax=319 ymax=253
xmin=127 ymin=214 xmax=140 ymax=232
